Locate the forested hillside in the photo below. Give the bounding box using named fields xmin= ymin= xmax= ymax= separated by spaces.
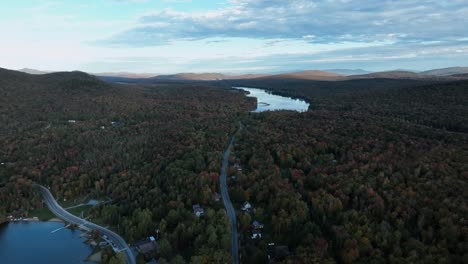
xmin=226 ymin=79 xmax=468 ymax=263
xmin=1 ymin=68 xmax=467 ymax=263
xmin=0 ymin=68 xmax=255 ymax=263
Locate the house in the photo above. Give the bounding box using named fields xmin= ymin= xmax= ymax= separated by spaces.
xmin=233 ymin=163 xmax=242 ymax=171
xmin=213 ymin=192 xmax=221 ymax=202
xmin=192 ymin=204 xmax=204 ymax=217
xmin=135 ymin=238 xmax=158 ymax=256
xmin=99 ymin=241 xmax=108 ymax=247
xmin=252 ymin=220 xmax=264 ymax=230
xmin=241 ymin=202 xmax=252 ymax=211
xmin=251 ymin=230 xmax=262 ymax=239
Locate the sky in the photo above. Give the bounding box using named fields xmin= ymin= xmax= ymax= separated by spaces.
xmin=1 ymin=0 xmax=467 ymax=74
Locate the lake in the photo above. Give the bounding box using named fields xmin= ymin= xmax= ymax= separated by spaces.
xmin=233 ymin=87 xmax=309 ymax=112
xmin=0 ymin=222 xmax=93 ymax=264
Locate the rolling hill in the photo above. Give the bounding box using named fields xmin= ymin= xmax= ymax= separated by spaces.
xmin=346 ymin=70 xmax=423 ymax=79
xmin=257 ymin=70 xmax=343 ymax=81
xmin=151 ymin=72 xmax=268 ymax=81
xmin=325 ymin=68 xmax=372 ymax=75
xmin=420 ymin=66 xmax=468 ymax=76
xmin=18 ymin=68 xmax=49 ymax=75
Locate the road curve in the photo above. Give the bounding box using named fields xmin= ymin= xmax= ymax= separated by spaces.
xmin=220 ymin=124 xmax=242 ymax=264
xmin=35 ymin=184 xmax=136 ymax=264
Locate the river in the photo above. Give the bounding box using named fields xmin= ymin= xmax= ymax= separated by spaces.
xmin=0 ymin=222 xmax=93 ymax=264
xmin=233 ymin=87 xmax=309 ymax=112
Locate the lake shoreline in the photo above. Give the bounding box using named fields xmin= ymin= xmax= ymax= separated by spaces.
xmin=233 ymin=86 xmax=310 ymax=112
xmin=3 ymin=217 xmax=64 ymax=224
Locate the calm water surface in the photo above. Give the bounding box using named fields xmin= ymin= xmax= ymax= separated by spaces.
xmin=0 ymin=222 xmax=93 ymax=264
xmin=234 ymin=87 xmax=310 ymax=112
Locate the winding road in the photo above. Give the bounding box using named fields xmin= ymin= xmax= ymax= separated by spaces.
xmin=220 ymin=124 xmax=242 ymax=264
xmin=35 ymin=184 xmax=136 ymax=264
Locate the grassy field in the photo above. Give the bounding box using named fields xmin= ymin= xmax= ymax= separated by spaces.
xmin=58 ymin=198 xmax=86 ymax=208
xmin=29 ymin=207 xmax=55 ymax=221
xmin=67 ymin=205 xmax=93 ymax=217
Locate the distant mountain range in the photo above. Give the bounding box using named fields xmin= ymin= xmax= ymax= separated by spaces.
xmin=347 ymin=70 xmax=423 ymax=80
xmin=94 ymin=72 xmax=157 ymax=79
xmin=18 ymin=68 xmax=49 ymax=75
xmin=15 ymin=66 xmax=468 ymax=82
xmin=420 ymin=67 xmax=468 ymax=76
xmin=262 ymin=70 xmax=343 ymax=81
xmin=150 ymin=72 xmax=268 ymax=81
xmin=325 ymin=69 xmax=372 ymax=75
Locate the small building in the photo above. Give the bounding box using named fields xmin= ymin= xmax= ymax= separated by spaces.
xmin=149 ymin=236 xmax=156 ymax=242
xmin=252 ymin=230 xmax=262 ymax=239
xmin=193 ymin=204 xmax=204 ymax=217
xmin=135 ymin=239 xmax=158 ymax=256
xmin=233 ymin=163 xmax=242 ymax=171
xmin=111 ymin=121 xmax=120 ymax=126
xmin=99 ymin=241 xmax=108 ymax=247
xmin=68 ymin=120 xmax=76 ymax=123
xmin=252 ymin=220 xmax=264 ymax=230
xmin=213 ymin=192 xmax=221 ymax=202
xmin=241 ymin=202 xmax=252 ymax=211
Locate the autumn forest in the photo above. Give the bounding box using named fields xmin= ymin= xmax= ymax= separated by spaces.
xmin=0 ymin=67 xmax=467 ymax=263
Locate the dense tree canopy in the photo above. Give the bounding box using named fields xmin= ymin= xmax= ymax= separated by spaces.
xmin=226 ymin=79 xmax=468 ymax=263
xmin=1 ymin=68 xmax=467 ymax=263
xmin=0 ymin=68 xmax=254 ymax=262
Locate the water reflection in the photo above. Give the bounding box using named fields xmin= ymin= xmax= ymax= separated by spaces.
xmin=0 ymin=222 xmax=92 ymax=264
xmin=234 ymin=87 xmax=309 ymax=112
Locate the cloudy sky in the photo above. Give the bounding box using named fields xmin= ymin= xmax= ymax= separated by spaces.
xmin=1 ymin=0 xmax=467 ymax=73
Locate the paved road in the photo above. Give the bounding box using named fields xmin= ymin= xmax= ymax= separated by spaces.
xmin=35 ymin=184 xmax=136 ymax=264
xmin=220 ymin=124 xmax=242 ymax=264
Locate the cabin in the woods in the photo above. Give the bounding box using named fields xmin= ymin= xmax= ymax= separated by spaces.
xmin=233 ymin=163 xmax=242 ymax=171
xmin=213 ymin=192 xmax=221 ymax=202
xmin=252 ymin=220 xmax=264 ymax=230
xmin=241 ymin=202 xmax=252 ymax=212
xmin=135 ymin=237 xmax=158 ymax=256
xmin=252 ymin=229 xmax=262 ymax=239
xmin=192 ymin=204 xmax=204 ymax=217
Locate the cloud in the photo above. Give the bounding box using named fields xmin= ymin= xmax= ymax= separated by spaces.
xmin=101 ymin=0 xmax=468 ymax=47
xmin=84 ymin=38 xmax=468 ymax=73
